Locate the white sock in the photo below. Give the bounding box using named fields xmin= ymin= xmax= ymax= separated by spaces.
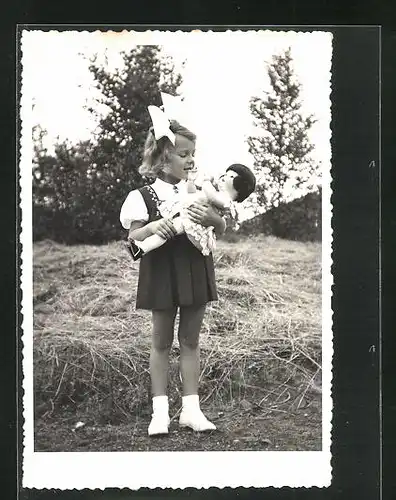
xmin=152 ymin=395 xmax=169 ymax=415
xmin=180 ymin=395 xmax=216 ymax=431
xmin=148 ymin=396 xmax=170 ymax=436
xmin=181 ymin=394 xmax=200 ymax=411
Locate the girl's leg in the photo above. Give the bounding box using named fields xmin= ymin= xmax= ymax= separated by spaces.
xmin=178 ymin=304 xmax=216 ymax=431
xmin=148 ymin=307 xmax=177 ymax=436
xmin=150 ymin=307 xmax=177 ymax=396
xmin=178 ymin=304 xmax=206 ymax=395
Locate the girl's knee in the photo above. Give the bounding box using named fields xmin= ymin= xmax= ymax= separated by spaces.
xmin=178 ymin=304 xmax=205 ymax=350
xmin=178 ymin=332 xmax=199 ymax=350
xmin=151 ymin=308 xmax=177 ymax=351
xmin=152 ymin=330 xmax=174 ymax=351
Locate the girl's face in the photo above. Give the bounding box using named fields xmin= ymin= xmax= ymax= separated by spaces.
xmin=163 ymin=134 xmax=196 ymax=182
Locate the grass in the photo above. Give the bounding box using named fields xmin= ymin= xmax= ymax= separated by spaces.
xmin=32 ymin=234 xmax=322 ymax=451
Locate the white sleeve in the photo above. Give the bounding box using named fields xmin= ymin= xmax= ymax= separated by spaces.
xmin=119 ymin=190 xmax=149 ymax=229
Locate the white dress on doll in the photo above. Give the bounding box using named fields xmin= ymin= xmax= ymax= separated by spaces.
xmin=159 ymin=181 xmax=217 ymax=256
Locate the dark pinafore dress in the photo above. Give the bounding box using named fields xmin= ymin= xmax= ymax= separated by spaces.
xmin=136 ymin=185 xmax=218 ymax=311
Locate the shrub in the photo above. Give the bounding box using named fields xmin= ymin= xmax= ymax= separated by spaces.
xmin=239 ymin=190 xmax=321 ymax=242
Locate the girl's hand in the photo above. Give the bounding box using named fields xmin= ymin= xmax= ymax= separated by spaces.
xmin=186 ymin=201 xmax=225 ymax=233
xmin=149 ymin=218 xmax=177 ymax=240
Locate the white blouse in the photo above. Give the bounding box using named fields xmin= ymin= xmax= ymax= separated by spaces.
xmin=119 ymin=178 xmax=183 ymax=229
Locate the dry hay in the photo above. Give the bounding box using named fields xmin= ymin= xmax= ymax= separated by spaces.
xmin=33 ymin=235 xmax=322 ymax=423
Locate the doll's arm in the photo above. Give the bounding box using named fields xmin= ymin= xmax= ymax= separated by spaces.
xmin=137 ymin=233 xmax=168 ymax=253
xmin=133 ymin=217 xmax=185 ymax=254
xmin=171 ymin=217 xmax=184 ymax=234
xmin=202 ymin=179 xmax=231 ymax=209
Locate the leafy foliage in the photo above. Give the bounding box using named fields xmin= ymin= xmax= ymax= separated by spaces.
xmin=33 ymin=134 xmax=100 ymax=243
xmin=239 ymin=189 xmax=322 ymax=242
xmin=33 ymin=46 xmax=181 ymax=244
xmin=88 ymin=46 xmax=182 ymax=196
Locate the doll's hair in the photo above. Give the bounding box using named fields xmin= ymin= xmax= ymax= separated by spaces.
xmin=139 ymin=120 xmax=196 ymax=177
xmin=226 ymin=164 xmax=256 ymax=203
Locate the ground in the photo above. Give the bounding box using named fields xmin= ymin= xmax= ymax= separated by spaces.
xmin=35 ymin=395 xmax=321 ymax=452
xmin=32 ymin=235 xmax=323 ymax=453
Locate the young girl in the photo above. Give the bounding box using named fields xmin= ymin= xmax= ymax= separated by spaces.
xmin=120 ymin=120 xmax=225 ymax=436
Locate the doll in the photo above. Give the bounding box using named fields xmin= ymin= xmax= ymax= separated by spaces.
xmin=125 ymin=163 xmax=256 ymax=261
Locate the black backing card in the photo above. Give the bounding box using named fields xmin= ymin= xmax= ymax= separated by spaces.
xmin=2 ymin=0 xmax=391 ymax=498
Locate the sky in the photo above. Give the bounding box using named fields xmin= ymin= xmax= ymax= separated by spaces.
xmin=22 ymin=30 xmax=332 ymax=214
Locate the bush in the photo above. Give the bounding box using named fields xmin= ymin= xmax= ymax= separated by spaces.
xmin=33 ymin=205 xmax=126 ymax=245
xmin=239 ymin=190 xmax=321 ymax=242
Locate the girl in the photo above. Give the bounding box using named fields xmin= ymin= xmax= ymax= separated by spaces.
xmin=120 ymin=120 xmax=225 ymax=436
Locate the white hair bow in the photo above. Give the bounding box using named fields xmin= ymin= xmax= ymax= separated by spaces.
xmin=147 ymin=93 xmax=185 ymax=146
xmin=160 ymin=92 xmax=184 ymax=122
xmin=147 ymin=105 xmax=175 ymax=145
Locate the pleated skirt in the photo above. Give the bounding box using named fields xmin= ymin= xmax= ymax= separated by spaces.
xmin=136 ymin=233 xmax=218 ymax=311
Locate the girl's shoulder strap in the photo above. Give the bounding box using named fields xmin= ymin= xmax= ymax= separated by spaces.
xmin=138 ymin=185 xmax=162 ymax=221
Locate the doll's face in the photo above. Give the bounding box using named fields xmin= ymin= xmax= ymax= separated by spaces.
xmin=218 ymin=170 xmax=238 ymax=200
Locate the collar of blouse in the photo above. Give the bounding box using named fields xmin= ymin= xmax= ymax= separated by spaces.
xmin=153 ymin=178 xmax=184 ymax=201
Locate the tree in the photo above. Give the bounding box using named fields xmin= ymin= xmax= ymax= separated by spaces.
xmin=32 ymin=133 xmax=96 ymax=243
xmin=32 ymin=124 xmax=57 ymax=207
xmin=32 ymin=45 xmax=182 ymax=244
xmin=86 ymin=45 xmax=182 ymax=240
xmin=247 ymin=48 xmax=320 ymax=211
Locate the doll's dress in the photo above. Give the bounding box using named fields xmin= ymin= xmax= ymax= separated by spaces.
xmin=182 ymin=198 xmax=216 ymax=256
xmin=159 ymin=191 xmax=216 ymax=256
xmin=157 ymin=197 xmax=181 ymax=220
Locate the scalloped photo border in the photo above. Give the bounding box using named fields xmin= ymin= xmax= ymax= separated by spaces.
xmin=19 ymin=28 xmax=333 ymax=490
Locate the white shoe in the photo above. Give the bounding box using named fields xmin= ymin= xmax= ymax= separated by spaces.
xmin=148 ymin=414 xmax=171 ymax=436
xmin=179 ymin=409 xmax=216 ymax=432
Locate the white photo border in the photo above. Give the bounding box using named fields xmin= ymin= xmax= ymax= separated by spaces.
xmin=20 ymin=28 xmax=333 ymax=490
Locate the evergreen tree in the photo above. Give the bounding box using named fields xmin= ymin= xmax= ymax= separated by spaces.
xmin=247 ymin=48 xmax=319 ymax=211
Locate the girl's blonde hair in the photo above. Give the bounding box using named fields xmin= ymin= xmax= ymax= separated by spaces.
xmin=139 ymin=120 xmax=196 ymax=177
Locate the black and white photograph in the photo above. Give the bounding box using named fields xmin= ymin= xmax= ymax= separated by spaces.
xmin=20 ymin=29 xmax=333 ymax=489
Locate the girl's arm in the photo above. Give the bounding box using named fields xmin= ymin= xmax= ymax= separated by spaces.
xmin=129 ymin=219 xmax=177 ymax=241
xmin=128 ymin=221 xmax=152 ymax=242
xmin=211 ymin=210 xmax=226 ymax=236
